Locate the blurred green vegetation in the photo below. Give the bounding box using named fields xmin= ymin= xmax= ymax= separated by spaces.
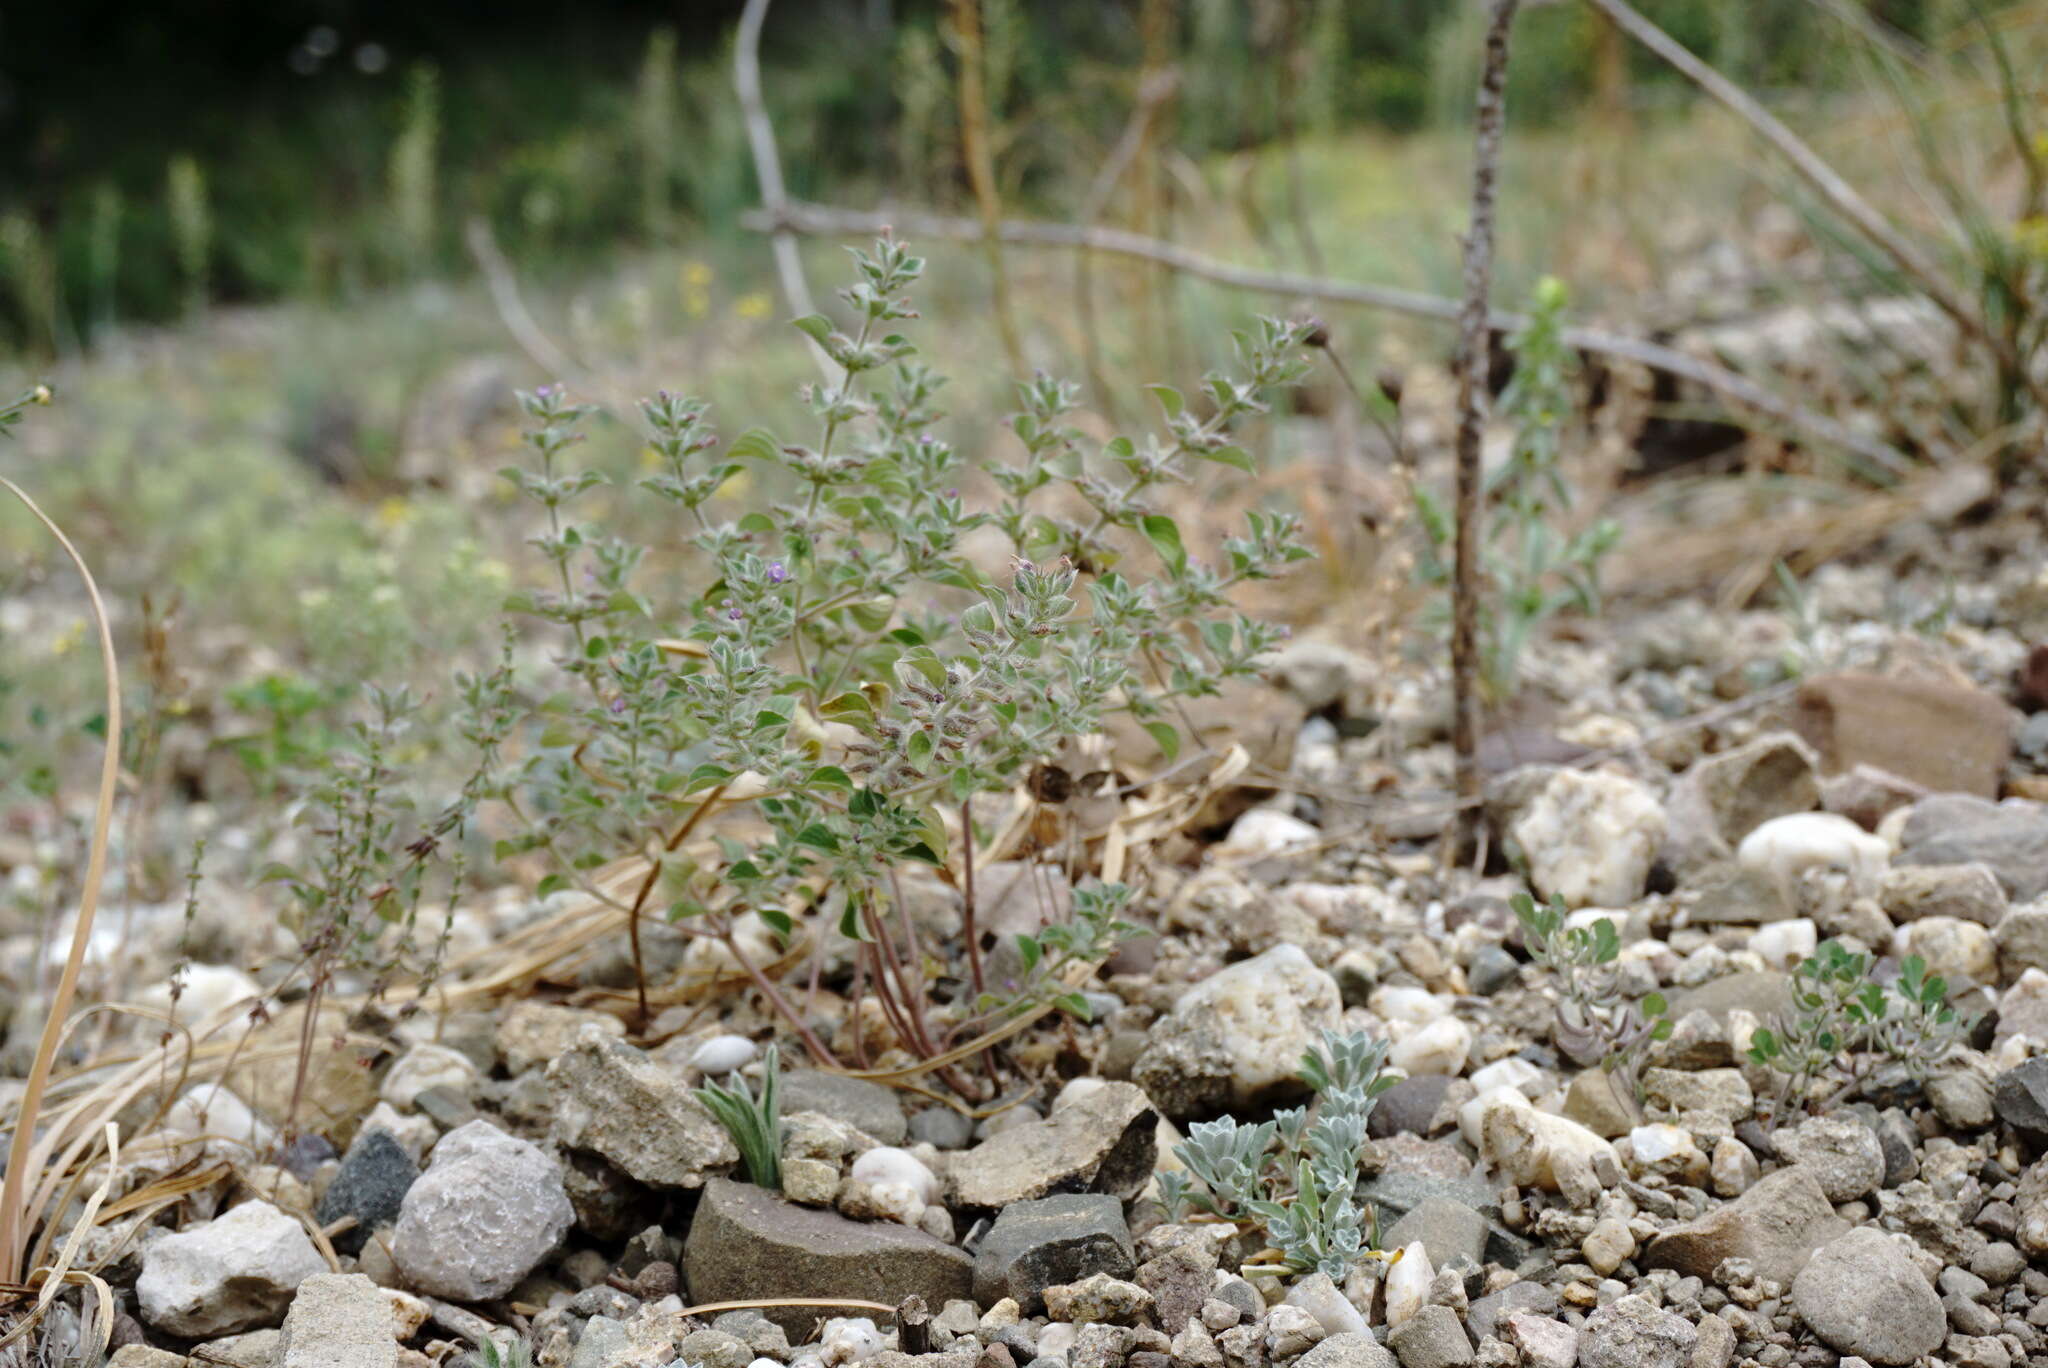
xmin=0 ymin=0 xmax=1965 ymax=352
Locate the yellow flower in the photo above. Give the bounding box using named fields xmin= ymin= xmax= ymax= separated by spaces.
xmin=682 ymin=260 xmax=713 ymax=287
xmin=735 ymin=291 xmax=772 ymax=319
xmin=376 ymin=496 xmax=412 ymax=530
xmin=50 ymin=619 xmax=84 ymax=657
xmin=641 ymin=445 xmax=663 ymax=471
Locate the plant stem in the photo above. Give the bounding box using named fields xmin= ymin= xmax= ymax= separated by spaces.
xmin=1450 ymin=0 xmax=1521 ymax=862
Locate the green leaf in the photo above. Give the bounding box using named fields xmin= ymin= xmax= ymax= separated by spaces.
xmin=1142 ymin=721 xmax=1181 ymax=761
xmin=807 ymin=765 xmax=854 ymax=790
xmin=1642 ymin=991 xmax=1667 ymax=1018
xmin=1148 ymin=384 xmax=1185 ymax=418
xmin=906 ymin=729 xmax=935 ymax=772
xmin=795 ymin=823 xmax=841 ymax=853
xmin=537 ymin=873 xmax=569 ymax=899
xmin=1141 ymin=514 xmax=1187 ymax=573
xmin=848 ymin=599 xmax=894 ymax=632
xmin=791 ymin=314 xmax=833 ymax=345
xmin=686 ymin=762 xmax=734 ymax=793
xmin=729 ymin=428 xmax=782 ymax=463
xmin=901 ymin=646 xmax=947 ymax=688
xmin=737 ymin=511 xmax=776 ymax=534
xmin=1195 ymin=445 xmax=1256 ymax=473
xmin=900 ymin=841 xmax=943 ymax=865
xmin=819 ymin=692 xmax=874 ymax=725
xmin=1016 ymin=934 xmax=1043 ymax=973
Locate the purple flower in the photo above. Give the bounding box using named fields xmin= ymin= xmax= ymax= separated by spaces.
xmin=728 ymin=604 xmax=745 ymax=621
xmin=767 ymin=560 xmax=787 ymax=584
xmin=609 ymin=696 xmax=628 ymax=714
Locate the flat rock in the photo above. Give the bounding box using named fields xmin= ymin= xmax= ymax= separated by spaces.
xmin=391 ymin=1120 xmax=573 ymax=1301
xmin=1132 ymin=944 xmax=1339 ymax=1118
xmin=950 ymin=1082 xmax=1156 ymax=1210
xmin=496 ymin=1001 xmax=625 ymax=1075
xmin=684 ymin=1177 xmax=973 ymax=1333
xmin=1896 ymin=795 xmax=2048 ymax=900
xmin=1368 ymin=1075 xmax=1459 ymax=1140
xmin=1386 ymin=1304 xmax=1472 ymax=1368
xmin=546 ymin=1031 xmax=737 ymax=1188
xmin=1774 ymin=1114 xmax=1885 ymax=1202
xmin=779 ymin=1070 xmax=908 ymax=1146
xmin=1642 ymin=1166 xmax=1846 ymax=1286
xmin=1879 ymin=863 xmax=2007 ymax=926
xmin=1792 ymin=672 xmax=2013 ymax=799
xmin=278 ymin=1273 xmax=396 ymax=1368
xmin=1297 ymin=1333 xmax=1398 ymax=1368
xmin=1668 ymin=970 xmax=1793 ymax=1023
xmin=1791 ymin=1228 xmax=1945 ymax=1365
xmin=137 ymin=1199 xmax=327 ymax=1337
xmin=972 ymin=1193 xmax=1134 ymax=1313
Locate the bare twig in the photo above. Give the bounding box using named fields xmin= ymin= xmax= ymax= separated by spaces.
xmin=1450 ymin=0 xmax=1521 ymax=860
xmin=745 ymin=200 xmax=1914 ymax=476
xmin=0 ymin=477 xmax=121 ymax=1288
xmin=1582 ymin=0 xmax=2043 ymax=411
xmin=735 ymin=0 xmax=814 ymax=322
xmin=948 ymin=0 xmax=1027 ymax=378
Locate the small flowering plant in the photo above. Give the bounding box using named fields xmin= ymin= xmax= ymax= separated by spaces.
xmin=484 ymin=239 xmax=1314 ymax=1090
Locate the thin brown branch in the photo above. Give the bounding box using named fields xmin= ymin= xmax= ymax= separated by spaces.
xmin=1451 ymin=0 xmax=1521 ymax=860
xmin=744 ymin=199 xmax=1914 ymax=477
xmin=947 ymin=0 xmax=1027 ymax=378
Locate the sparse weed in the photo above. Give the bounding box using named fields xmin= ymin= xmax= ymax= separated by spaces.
xmin=1511 ymin=891 xmax=1671 ymax=1098
xmin=693 ymin=1042 xmax=783 ymax=1189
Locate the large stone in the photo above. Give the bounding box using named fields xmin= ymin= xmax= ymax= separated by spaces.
xmin=546 ymin=1031 xmax=737 ymax=1188
xmin=777 ymin=1071 xmax=908 ymax=1145
xmin=1386 ymin=1304 xmax=1473 ymax=1368
xmin=1894 ymin=915 xmax=1996 ymax=984
xmin=1380 ymin=1197 xmax=1488 ymax=1270
xmin=1668 ymin=970 xmax=1793 ymax=1023
xmin=316 ymin=1129 xmax=417 ymax=1256
xmin=221 ymin=1006 xmax=387 ymax=1149
xmin=496 ymin=1001 xmax=624 ymax=1075
xmin=1774 ymin=1114 xmax=1885 ymax=1202
xmin=1992 ymin=1057 xmax=2048 ymax=1143
xmin=1641 ymin=1166 xmax=1846 ymax=1286
xmin=1510 ymin=770 xmax=1667 ymax=909
xmin=685 ymin=1177 xmax=973 ymax=1333
xmin=1994 ymin=906 xmax=2048 ymax=980
xmin=1879 ymin=863 xmax=2007 ymax=927
xmin=1664 ymin=732 xmax=1820 ymax=872
xmin=1791 ymin=672 xmax=2013 ymax=799
xmin=950 ymin=1082 xmax=1156 ymax=1210
xmin=278 ymin=1273 xmax=396 ymax=1368
xmin=972 ymin=1194 xmax=1134 ymax=1313
xmin=137 ymin=1199 xmax=327 ymax=1336
xmin=1896 ymin=795 xmax=2048 ymax=900
xmin=1297 ymin=1334 xmax=1398 ymax=1368
xmin=1578 ymin=1295 xmax=1696 ymax=1368
xmin=391 ymin=1120 xmax=573 ymax=1301
xmin=1132 ymin=944 xmax=1339 ymax=1118
xmin=1358 ymin=1172 xmax=1526 ymax=1268
xmin=1790 ymin=1228 xmax=1945 ymax=1365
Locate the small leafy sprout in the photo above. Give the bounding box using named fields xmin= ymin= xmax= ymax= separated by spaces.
xmin=693 ymin=1042 xmax=782 ymax=1189
xmin=1160 ymin=1029 xmax=1394 ymax=1281
xmin=1511 ymin=892 xmax=1668 ymax=1095
xmin=463 ymin=1336 xmax=535 ymax=1368
xmin=1001 ymin=882 xmax=1145 ymax=1021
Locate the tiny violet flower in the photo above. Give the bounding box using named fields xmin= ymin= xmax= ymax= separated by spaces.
xmin=766 ymin=560 xmax=787 ymax=584
xmin=609 ymin=696 xmax=627 ymax=714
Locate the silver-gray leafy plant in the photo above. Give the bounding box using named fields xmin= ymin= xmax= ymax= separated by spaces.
xmin=1160 ymin=1029 xmax=1394 ymax=1280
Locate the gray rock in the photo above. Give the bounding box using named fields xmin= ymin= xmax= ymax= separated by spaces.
xmin=495 ymin=1002 xmax=624 ymax=1075
xmin=137 ymin=1200 xmax=327 ymax=1337
xmin=1992 ymin=1057 xmax=2048 ymax=1142
xmin=1466 ymin=1282 xmax=1557 ymax=1342
xmin=1578 ymin=1294 xmax=1697 ymax=1368
xmin=1296 ymin=1334 xmax=1398 ymax=1368
xmin=973 ymin=1194 xmax=1134 ymax=1313
xmin=1359 ymin=1173 xmax=1526 ymax=1268
xmin=951 ymin=1083 xmax=1157 ymax=1210
xmin=278 ymin=1273 xmax=394 ymax=1368
xmin=561 ymin=1147 xmax=655 ymax=1243
xmin=1880 ymin=863 xmax=2007 ymax=926
xmin=1381 ymin=1198 xmax=1488 ymax=1270
xmin=780 ymin=1070 xmax=909 ymax=1146
xmin=1791 ymin=1228 xmax=1946 ymax=1365
xmin=1775 ymin=1114 xmax=1885 ymax=1202
xmin=546 ymin=1033 xmax=738 ymax=1188
xmin=1386 ymin=1306 xmax=1472 ymax=1368
xmin=391 ymin=1120 xmax=573 ymax=1301
xmin=316 ymin=1129 xmax=417 ymax=1255
xmin=1927 ymin=1069 xmax=1997 ymax=1130
xmin=1466 ymin=946 xmax=1519 ymax=998
xmin=568 ymin=1316 xmax=628 ymax=1368
xmin=1665 ymin=732 xmax=1821 ymax=872
xmin=910 ymin=1107 xmax=976 ymax=1151
xmin=1994 ymin=905 xmax=2048 ymax=978
xmin=1897 ymin=795 xmax=2048 ymax=901
xmin=1135 ymin=1246 xmax=1216 ymax=1336
xmin=1132 ymin=944 xmax=1340 ymax=1118
xmin=1642 ymin=1166 xmax=1846 ymax=1286
xmin=1368 ymin=1076 xmax=1457 ymax=1140
xmin=684 ymin=1177 xmax=972 ymax=1334
xmin=1668 ymin=970 xmax=1794 ymax=1022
